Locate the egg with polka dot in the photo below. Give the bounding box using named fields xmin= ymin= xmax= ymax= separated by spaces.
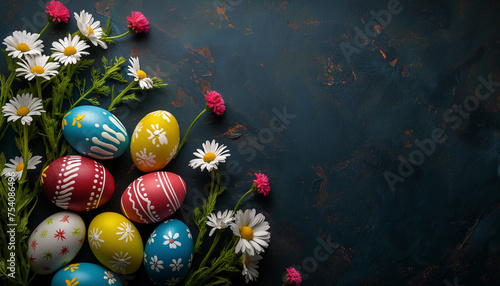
xmin=62 ymin=105 xmax=129 ymax=160
xmin=27 ymin=212 xmax=86 ymax=275
xmin=144 ymin=219 xmax=194 ymax=285
xmin=120 ymin=172 xmax=186 ymax=224
xmin=130 ymin=110 xmax=180 ymax=172
xmin=51 ymin=262 xmax=122 ymax=286
xmin=40 ymin=155 xmax=115 ymax=212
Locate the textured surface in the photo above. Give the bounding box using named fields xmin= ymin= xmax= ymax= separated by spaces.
xmin=1 ymin=0 xmax=500 ymax=285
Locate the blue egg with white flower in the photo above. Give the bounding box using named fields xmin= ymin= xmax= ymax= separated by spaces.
xmin=144 ymin=219 xmax=194 ymax=285
xmin=62 ymin=105 xmax=129 ymax=160
xmin=51 ymin=262 xmax=122 ymax=286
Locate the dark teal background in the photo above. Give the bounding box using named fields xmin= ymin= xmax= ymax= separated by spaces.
xmin=1 ymin=0 xmax=500 ymax=285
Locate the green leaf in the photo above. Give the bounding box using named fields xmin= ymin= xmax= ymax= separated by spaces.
xmin=105 ymin=17 xmax=112 ymax=36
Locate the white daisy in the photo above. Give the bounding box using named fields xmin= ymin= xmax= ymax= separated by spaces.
xmin=188 ymin=140 xmax=230 ymax=172
xmin=163 ymin=231 xmax=181 ymax=249
xmin=230 ymin=209 xmax=270 ymax=256
xmin=3 ymin=30 xmax=43 ymax=59
xmin=169 ymin=258 xmax=183 ymax=272
xmin=149 ymin=255 xmax=164 ymax=273
xmin=16 ymin=55 xmax=60 ymax=81
xmin=127 ymin=57 xmax=153 ymax=89
xmin=206 ymin=210 xmax=234 ymax=237
xmin=242 ymin=253 xmax=262 ymax=283
xmin=74 ymin=10 xmax=107 ymax=49
xmin=51 ymin=34 xmax=90 ymax=66
xmin=116 ymin=222 xmax=135 ymax=243
xmin=2 ymin=155 xmax=42 ymax=181
xmin=2 ymin=93 xmax=45 ymax=125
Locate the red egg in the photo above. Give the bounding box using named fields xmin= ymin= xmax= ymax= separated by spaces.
xmin=40 ymin=155 xmax=115 ymax=211
xmin=120 ymin=172 xmax=187 ymax=224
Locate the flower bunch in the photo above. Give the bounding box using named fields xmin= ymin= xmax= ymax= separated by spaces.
xmin=182 ymin=140 xmax=272 ymax=284
xmin=0 ymin=2 xmax=164 ymax=285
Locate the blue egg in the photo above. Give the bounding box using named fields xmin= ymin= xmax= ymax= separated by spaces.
xmin=144 ymin=219 xmax=194 ymax=285
xmin=62 ymin=106 xmax=129 ymax=160
xmin=51 ymin=262 xmax=122 ymax=286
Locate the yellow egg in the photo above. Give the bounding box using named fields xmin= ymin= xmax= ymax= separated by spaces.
xmin=88 ymin=212 xmax=143 ymax=274
xmin=130 ymin=110 xmax=180 ymax=172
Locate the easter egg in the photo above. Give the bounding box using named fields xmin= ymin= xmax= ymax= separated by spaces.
xmin=51 ymin=262 xmax=122 ymax=286
xmin=120 ymin=172 xmax=187 ymax=224
xmin=130 ymin=110 xmax=180 ymax=172
xmin=144 ymin=219 xmax=194 ymax=285
xmin=40 ymin=155 xmax=115 ymax=212
xmin=88 ymin=212 xmax=143 ymax=274
xmin=62 ymin=105 xmax=129 ymax=160
xmin=27 ymin=212 xmax=86 ymax=274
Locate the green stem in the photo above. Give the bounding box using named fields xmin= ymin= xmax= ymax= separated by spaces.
xmin=233 ymin=189 xmax=253 ymax=213
xmin=105 ymin=30 xmax=130 ymax=40
xmin=70 ymin=60 xmax=124 ymax=109
xmin=108 ymin=81 xmax=137 ymax=111
xmin=39 ymin=22 xmax=50 ymax=36
xmin=173 ymin=109 xmax=207 ymax=159
xmin=198 ymin=231 xmax=222 ymax=269
xmin=36 ymin=77 xmax=42 ymax=99
xmin=19 ymin=124 xmax=29 ymax=186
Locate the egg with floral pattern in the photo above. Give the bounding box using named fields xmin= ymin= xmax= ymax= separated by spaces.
xmin=120 ymin=171 xmax=187 ymax=224
xmin=130 ymin=110 xmax=180 ymax=172
xmin=40 ymin=155 xmax=115 ymax=211
xmin=27 ymin=212 xmax=86 ymax=274
xmin=144 ymin=219 xmax=194 ymax=285
xmin=62 ymin=105 xmax=129 ymax=160
xmin=51 ymin=262 xmax=122 ymax=286
xmin=88 ymin=212 xmax=143 ymax=274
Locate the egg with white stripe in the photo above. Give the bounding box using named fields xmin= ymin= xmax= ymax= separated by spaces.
xmin=120 ymin=172 xmax=186 ymax=224
xmin=62 ymin=105 xmax=129 ymax=160
xmin=41 ymin=155 xmax=115 ymax=211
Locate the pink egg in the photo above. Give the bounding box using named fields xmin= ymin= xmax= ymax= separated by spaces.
xmin=40 ymin=155 xmax=115 ymax=211
xmin=120 ymin=172 xmax=187 ymax=224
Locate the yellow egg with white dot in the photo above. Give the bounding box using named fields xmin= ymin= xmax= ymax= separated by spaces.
xmin=88 ymin=212 xmax=143 ymax=274
xmin=130 ymin=110 xmax=180 ymax=172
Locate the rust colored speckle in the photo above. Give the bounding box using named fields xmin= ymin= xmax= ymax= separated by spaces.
xmin=220 ymin=123 xmax=248 ymax=137
xmin=94 ymin=0 xmax=115 ymax=17
xmin=313 ymin=165 xmax=329 ymax=208
xmin=195 ymin=78 xmax=211 ymax=93
xmin=216 ymin=7 xmax=229 ymax=21
xmin=373 ymin=25 xmax=383 ymax=34
xmin=404 ymin=129 xmax=413 ymax=136
xmin=194 ymin=46 xmax=214 ymax=63
xmin=390 ymin=58 xmax=398 ymax=66
xmin=171 ymin=87 xmax=188 ymax=108
xmin=379 ymin=50 xmax=387 ymax=59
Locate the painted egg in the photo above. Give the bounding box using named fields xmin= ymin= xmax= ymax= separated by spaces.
xmin=62 ymin=105 xmax=129 ymax=160
xmin=120 ymin=172 xmax=187 ymax=224
xmin=40 ymin=155 xmax=115 ymax=212
xmin=130 ymin=110 xmax=180 ymax=172
xmin=27 ymin=212 xmax=86 ymax=274
xmin=144 ymin=219 xmax=194 ymax=285
xmin=88 ymin=212 xmax=143 ymax=274
xmin=51 ymin=262 xmax=122 ymax=286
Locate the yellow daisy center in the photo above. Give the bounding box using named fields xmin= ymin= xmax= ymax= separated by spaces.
xmin=88 ymin=26 xmax=94 ymax=35
xmin=15 ymin=162 xmax=24 ymax=172
xmin=240 ymin=226 xmax=254 ymax=241
xmin=31 ymin=65 xmax=45 ymax=74
xmin=203 ymin=152 xmax=216 ymax=163
xmin=16 ymin=43 xmax=30 ymax=52
xmin=136 ymin=70 xmax=147 ymax=79
xmin=243 ymin=255 xmax=250 ymax=267
xmin=64 ymin=46 xmax=76 ymax=56
xmin=16 ymin=106 xmax=30 ymax=116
